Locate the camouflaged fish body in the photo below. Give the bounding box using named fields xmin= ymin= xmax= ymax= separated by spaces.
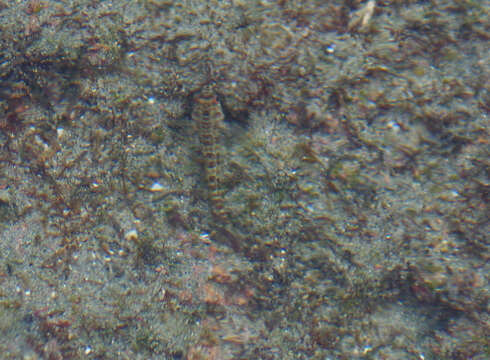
xmin=192 ymin=84 xmax=227 ymax=219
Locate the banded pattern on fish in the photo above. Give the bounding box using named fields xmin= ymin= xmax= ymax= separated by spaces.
xmin=192 ymin=84 xmax=227 ymax=219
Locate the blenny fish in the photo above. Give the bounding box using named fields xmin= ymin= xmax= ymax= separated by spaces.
xmin=192 ymin=84 xmax=228 ymax=220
